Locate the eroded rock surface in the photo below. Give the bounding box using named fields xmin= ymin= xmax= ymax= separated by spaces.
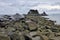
xmin=0 ymin=10 xmax=60 ymax=40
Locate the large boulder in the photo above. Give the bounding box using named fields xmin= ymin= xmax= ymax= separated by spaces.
xmin=13 ymin=13 xmax=24 ymax=21
xmin=27 ymin=22 xmax=38 ymax=31
xmin=8 ymin=32 xmax=25 ymax=40
xmin=0 ymin=33 xmax=10 ymax=40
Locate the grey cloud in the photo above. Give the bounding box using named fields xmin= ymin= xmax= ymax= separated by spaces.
xmin=0 ymin=0 xmax=60 ymax=14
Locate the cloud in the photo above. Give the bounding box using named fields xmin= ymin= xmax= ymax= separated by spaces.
xmin=0 ymin=2 xmax=12 ymax=6
xmin=0 ymin=0 xmax=60 ymax=14
xmin=0 ymin=6 xmax=20 ymax=15
xmin=31 ymin=4 xmax=60 ymax=10
xmin=30 ymin=4 xmax=60 ymax=14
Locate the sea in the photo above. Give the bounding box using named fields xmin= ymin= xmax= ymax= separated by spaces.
xmin=44 ymin=14 xmax=60 ymax=25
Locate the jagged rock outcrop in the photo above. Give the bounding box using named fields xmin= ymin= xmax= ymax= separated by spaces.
xmin=40 ymin=12 xmax=48 ymax=16
xmin=26 ymin=9 xmax=48 ymax=16
xmin=27 ymin=9 xmax=40 ymax=16
xmin=13 ymin=13 xmax=24 ymax=21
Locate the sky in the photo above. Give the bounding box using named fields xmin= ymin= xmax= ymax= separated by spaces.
xmin=0 ymin=0 xmax=60 ymax=15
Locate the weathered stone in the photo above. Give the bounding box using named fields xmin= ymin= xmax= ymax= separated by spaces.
xmin=27 ymin=22 xmax=38 ymax=31
xmin=29 ymin=32 xmax=37 ymax=37
xmin=0 ymin=33 xmax=10 ymax=40
xmin=27 ymin=9 xmax=39 ymax=16
xmin=9 ymin=32 xmax=25 ymax=40
xmin=55 ymin=32 xmax=60 ymax=37
xmin=40 ymin=35 xmax=49 ymax=40
xmin=32 ymin=36 xmax=41 ymax=40
xmin=40 ymin=11 xmax=48 ymax=16
xmin=0 ymin=10 xmax=60 ymax=40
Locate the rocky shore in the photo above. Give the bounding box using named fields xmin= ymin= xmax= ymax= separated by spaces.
xmin=0 ymin=9 xmax=60 ymax=40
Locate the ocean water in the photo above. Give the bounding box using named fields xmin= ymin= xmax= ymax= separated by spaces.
xmin=44 ymin=14 xmax=60 ymax=25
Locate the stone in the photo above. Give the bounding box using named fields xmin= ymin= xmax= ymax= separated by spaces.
xmin=0 ymin=33 xmax=10 ymax=40
xmin=32 ymin=36 xmax=41 ymax=40
xmin=27 ymin=22 xmax=38 ymax=31
xmin=29 ymin=32 xmax=37 ymax=37
xmin=40 ymin=11 xmax=48 ymax=16
xmin=55 ymin=33 xmax=60 ymax=37
xmin=40 ymin=35 xmax=49 ymax=40
xmin=27 ymin=9 xmax=39 ymax=16
xmin=9 ymin=32 xmax=25 ymax=40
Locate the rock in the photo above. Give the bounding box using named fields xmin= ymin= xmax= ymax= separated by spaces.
xmin=5 ymin=27 xmax=16 ymax=33
xmin=55 ymin=32 xmax=60 ymax=37
xmin=24 ymin=35 xmax=32 ymax=40
xmin=0 ymin=33 xmax=10 ymax=40
xmin=26 ymin=9 xmax=48 ymax=16
xmin=40 ymin=11 xmax=48 ymax=16
xmin=29 ymin=32 xmax=37 ymax=37
xmin=9 ymin=32 xmax=25 ymax=40
xmin=40 ymin=35 xmax=49 ymax=40
xmin=13 ymin=13 xmax=24 ymax=21
xmin=32 ymin=36 xmax=41 ymax=40
xmin=0 ymin=10 xmax=60 ymax=40
xmin=27 ymin=9 xmax=39 ymax=16
xmin=27 ymin=22 xmax=38 ymax=31
xmin=14 ymin=22 xmax=24 ymax=31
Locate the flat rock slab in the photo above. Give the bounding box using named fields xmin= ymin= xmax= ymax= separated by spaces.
xmin=32 ymin=36 xmax=41 ymax=40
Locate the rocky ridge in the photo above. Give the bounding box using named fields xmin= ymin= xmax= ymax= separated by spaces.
xmin=0 ymin=9 xmax=60 ymax=40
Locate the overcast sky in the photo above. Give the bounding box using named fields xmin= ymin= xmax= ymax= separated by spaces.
xmin=0 ymin=0 xmax=60 ymax=15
